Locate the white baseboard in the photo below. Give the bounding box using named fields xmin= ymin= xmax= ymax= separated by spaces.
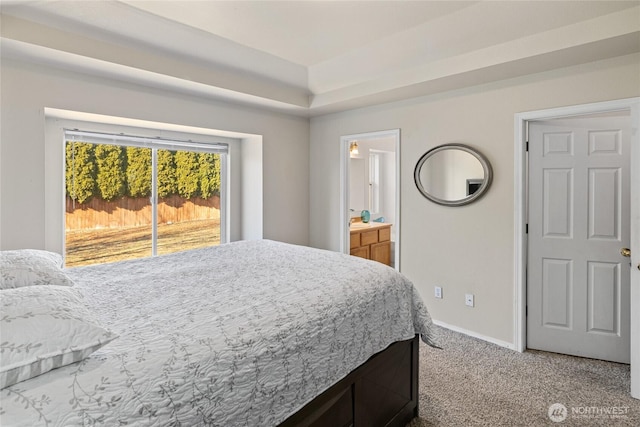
xmin=432 ymin=319 xmax=517 ymax=351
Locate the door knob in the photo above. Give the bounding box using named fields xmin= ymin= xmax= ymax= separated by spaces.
xmin=620 ymin=247 xmax=631 ymax=257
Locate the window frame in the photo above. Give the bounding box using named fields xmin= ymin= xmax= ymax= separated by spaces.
xmin=44 ymin=111 xmax=263 ymax=259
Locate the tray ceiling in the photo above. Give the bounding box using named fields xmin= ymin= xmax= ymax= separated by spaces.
xmin=1 ymin=1 xmax=639 ymax=116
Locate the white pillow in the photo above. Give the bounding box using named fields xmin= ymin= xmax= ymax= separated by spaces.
xmin=0 ymin=249 xmax=74 ymax=289
xmin=0 ymin=286 xmax=117 ymax=389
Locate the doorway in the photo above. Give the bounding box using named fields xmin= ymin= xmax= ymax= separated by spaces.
xmin=340 ymin=129 xmax=400 ymax=270
xmin=514 ymin=98 xmax=640 ymax=399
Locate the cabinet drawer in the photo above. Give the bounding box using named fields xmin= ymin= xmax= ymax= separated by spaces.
xmin=371 ymin=241 xmax=391 ymax=266
xmin=350 ymin=233 xmax=360 ymax=249
xmin=361 ymin=230 xmax=379 ymax=246
xmin=378 ymin=227 xmax=391 ymax=242
xmin=350 ymin=246 xmax=370 ymax=259
xmin=307 ymin=386 xmax=353 ymax=427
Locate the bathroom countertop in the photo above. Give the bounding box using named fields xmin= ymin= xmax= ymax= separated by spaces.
xmin=349 ymin=221 xmax=391 ymax=231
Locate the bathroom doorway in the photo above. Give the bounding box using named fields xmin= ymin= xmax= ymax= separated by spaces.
xmin=340 ymin=129 xmax=400 ymax=270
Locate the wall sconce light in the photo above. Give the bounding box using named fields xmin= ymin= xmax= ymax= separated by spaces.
xmin=350 ymin=141 xmax=359 ymax=155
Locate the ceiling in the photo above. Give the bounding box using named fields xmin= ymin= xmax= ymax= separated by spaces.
xmin=1 ymin=1 xmax=639 ymax=116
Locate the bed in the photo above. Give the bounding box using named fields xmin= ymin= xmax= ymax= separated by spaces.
xmin=0 ymin=240 xmax=437 ymax=426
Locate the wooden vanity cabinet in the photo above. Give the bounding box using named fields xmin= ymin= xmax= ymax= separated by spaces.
xmin=350 ymin=223 xmax=392 ymax=266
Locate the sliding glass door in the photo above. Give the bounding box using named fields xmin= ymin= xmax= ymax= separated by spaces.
xmin=156 ymin=149 xmax=223 ymax=256
xmin=64 ymin=130 xmax=227 ymax=267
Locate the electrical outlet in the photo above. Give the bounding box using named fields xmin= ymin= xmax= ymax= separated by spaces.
xmin=435 ymin=286 xmax=442 ymax=299
xmin=465 ymin=293 xmax=474 ymax=307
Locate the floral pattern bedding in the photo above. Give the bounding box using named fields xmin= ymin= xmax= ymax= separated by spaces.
xmin=0 ymin=240 xmax=436 ymax=426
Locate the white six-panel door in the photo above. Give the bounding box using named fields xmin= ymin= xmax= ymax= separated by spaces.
xmin=528 ymin=115 xmax=631 ymax=363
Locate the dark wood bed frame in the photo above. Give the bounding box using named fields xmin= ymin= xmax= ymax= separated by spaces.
xmin=279 ymin=335 xmax=419 ymax=427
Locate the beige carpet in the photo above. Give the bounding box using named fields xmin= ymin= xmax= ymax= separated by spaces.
xmin=408 ymin=326 xmax=640 ymax=426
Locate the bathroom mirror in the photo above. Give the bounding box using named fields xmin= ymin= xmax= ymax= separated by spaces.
xmin=414 ymin=143 xmax=492 ymax=206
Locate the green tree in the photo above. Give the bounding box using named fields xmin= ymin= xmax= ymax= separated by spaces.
xmin=157 ymin=149 xmax=177 ymax=198
xmin=175 ymin=150 xmax=200 ymax=198
xmin=198 ymin=153 xmax=220 ymax=198
xmin=95 ymin=144 xmax=126 ymax=201
xmin=65 ymin=141 xmax=96 ymax=204
xmin=126 ymin=147 xmax=152 ymax=197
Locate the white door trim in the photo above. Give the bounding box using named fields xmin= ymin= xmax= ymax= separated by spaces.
xmin=340 ymin=129 xmax=401 ymax=270
xmin=514 ymin=97 xmax=640 ymax=399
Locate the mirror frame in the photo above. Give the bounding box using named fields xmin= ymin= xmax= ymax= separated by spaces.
xmin=414 ymin=143 xmax=493 ymax=206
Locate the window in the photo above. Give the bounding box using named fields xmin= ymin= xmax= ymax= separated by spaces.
xmin=64 ymin=129 xmax=227 ymax=267
xmin=369 ymin=152 xmax=380 ymax=214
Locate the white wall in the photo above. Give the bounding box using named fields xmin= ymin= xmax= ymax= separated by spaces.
xmin=0 ymin=58 xmax=310 ymax=249
xmin=310 ymin=53 xmax=640 ymax=345
xmin=349 ymin=157 xmax=366 ymax=213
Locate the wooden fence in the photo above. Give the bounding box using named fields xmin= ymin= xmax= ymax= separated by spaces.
xmin=66 ymin=195 xmax=220 ymax=231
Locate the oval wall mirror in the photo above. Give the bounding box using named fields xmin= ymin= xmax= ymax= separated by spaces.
xmin=414 ymin=143 xmax=493 ymax=206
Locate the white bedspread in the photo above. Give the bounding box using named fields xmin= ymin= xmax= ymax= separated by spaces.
xmin=0 ymin=240 xmax=436 ymax=426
